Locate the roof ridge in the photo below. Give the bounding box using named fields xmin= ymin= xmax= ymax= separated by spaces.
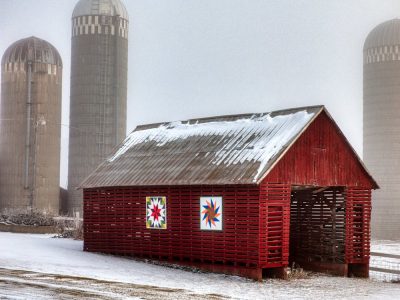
xmin=135 ymin=105 xmax=324 ymax=131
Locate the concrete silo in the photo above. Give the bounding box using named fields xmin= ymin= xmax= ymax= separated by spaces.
xmin=68 ymin=0 xmax=129 ymax=215
xmin=0 ymin=37 xmax=62 ymax=214
xmin=364 ymin=19 xmax=400 ymax=239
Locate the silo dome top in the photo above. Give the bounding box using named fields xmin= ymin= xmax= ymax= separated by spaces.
xmin=364 ymin=19 xmax=400 ymax=50
xmin=1 ymin=36 xmax=62 ymax=67
xmin=72 ymin=0 xmax=129 ymax=20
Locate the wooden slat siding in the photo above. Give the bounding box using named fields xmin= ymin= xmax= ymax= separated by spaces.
xmin=266 ymin=111 xmax=374 ymax=188
xmin=290 ymin=188 xmax=346 ymax=264
xmin=84 ymin=185 xmax=261 ymax=268
xmin=345 ymin=187 xmax=371 ymax=264
xmin=259 ymin=183 xmax=290 ymax=268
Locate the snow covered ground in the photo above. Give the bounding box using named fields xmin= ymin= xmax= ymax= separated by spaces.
xmin=370 ymin=240 xmax=400 ymax=282
xmin=371 ymin=240 xmax=400 ymax=254
xmin=0 ymin=232 xmax=400 ymax=299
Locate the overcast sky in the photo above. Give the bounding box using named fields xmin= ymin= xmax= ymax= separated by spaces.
xmin=1 ymin=0 xmax=399 ymax=188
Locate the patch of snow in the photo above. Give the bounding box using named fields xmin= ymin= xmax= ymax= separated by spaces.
xmin=1 ymin=233 xmax=400 ymax=299
xmin=108 ymin=110 xmax=314 ymax=182
xmin=370 ymin=240 xmax=400 ymax=282
xmin=371 ymin=240 xmax=400 ymax=255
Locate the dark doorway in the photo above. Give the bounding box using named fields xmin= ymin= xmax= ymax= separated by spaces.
xmin=289 ymin=186 xmax=347 ymax=275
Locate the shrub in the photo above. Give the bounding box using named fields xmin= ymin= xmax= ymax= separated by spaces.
xmin=0 ymin=209 xmax=55 ymax=226
xmin=287 ymin=262 xmax=311 ymax=280
xmin=54 ymin=216 xmax=83 ymax=240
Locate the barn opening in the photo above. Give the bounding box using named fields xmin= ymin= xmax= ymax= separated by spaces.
xmin=289 ymin=186 xmax=347 ymax=276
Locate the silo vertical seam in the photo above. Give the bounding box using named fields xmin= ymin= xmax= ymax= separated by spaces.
xmin=25 ymin=61 xmax=32 ymax=208
xmin=114 ymin=15 xmax=120 ymax=146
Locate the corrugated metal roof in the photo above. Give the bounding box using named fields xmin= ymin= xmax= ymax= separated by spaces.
xmin=73 ymin=0 xmax=129 ymax=20
xmin=81 ymin=106 xmax=324 ymax=188
xmin=364 ymin=19 xmax=400 ymax=50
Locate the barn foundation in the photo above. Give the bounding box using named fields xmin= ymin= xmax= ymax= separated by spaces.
xmin=348 ymin=263 xmax=369 ymax=278
xmin=262 ymin=267 xmax=288 ymax=280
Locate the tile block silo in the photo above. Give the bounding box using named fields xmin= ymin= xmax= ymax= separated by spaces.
xmin=0 ymin=37 xmax=62 ymax=214
xmin=364 ymin=19 xmax=400 ymax=239
xmin=68 ymin=0 xmax=129 ymax=215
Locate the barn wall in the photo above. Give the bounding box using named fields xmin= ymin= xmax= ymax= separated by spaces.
xmin=345 ymin=187 xmax=371 ymax=277
xmin=259 ymin=183 xmax=290 ymax=269
xmin=345 ymin=187 xmax=371 ymax=264
xmin=84 ymin=185 xmax=261 ymax=269
xmin=265 ymin=112 xmax=373 ymax=188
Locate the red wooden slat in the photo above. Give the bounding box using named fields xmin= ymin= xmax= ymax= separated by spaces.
xmin=345 ymin=187 xmax=371 ymax=264
xmin=259 ymin=183 xmax=290 ymax=268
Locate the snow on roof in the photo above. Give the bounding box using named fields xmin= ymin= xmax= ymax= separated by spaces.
xmin=73 ymin=0 xmax=129 ymax=20
xmin=80 ymin=106 xmax=323 ymax=188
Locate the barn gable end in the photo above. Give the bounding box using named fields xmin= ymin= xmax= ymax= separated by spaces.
xmin=264 ymin=110 xmax=377 ymax=189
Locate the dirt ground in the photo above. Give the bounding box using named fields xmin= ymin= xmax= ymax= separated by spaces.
xmin=0 ymin=268 xmax=227 ymax=300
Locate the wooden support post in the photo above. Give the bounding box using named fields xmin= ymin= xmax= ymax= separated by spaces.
xmin=263 ymin=267 xmax=288 ymax=279
xmin=345 ymin=187 xmax=371 ymax=278
xmin=348 ymin=263 xmax=369 ymax=278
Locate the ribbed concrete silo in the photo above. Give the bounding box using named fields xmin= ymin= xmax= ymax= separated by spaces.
xmin=364 ymin=19 xmax=400 ymax=239
xmin=68 ymin=0 xmax=128 ymax=215
xmin=0 ymin=37 xmax=62 ymax=214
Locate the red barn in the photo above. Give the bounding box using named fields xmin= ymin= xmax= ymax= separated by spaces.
xmin=81 ymin=106 xmax=378 ymax=280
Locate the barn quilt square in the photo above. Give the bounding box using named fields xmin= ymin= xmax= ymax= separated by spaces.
xmin=146 ymin=196 xmax=167 ymax=229
xmin=200 ymin=196 xmax=223 ymax=231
